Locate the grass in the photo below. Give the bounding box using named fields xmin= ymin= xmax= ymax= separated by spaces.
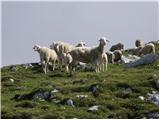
xmin=1 ymin=58 xmax=159 ymax=119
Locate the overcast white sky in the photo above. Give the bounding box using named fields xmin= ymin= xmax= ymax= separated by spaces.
xmin=1 ymin=1 xmax=159 ymax=66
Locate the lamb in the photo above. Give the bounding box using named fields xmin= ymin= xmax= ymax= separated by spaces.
xmin=106 ymin=51 xmax=115 ymax=63
xmin=61 ymin=53 xmax=73 ymax=72
xmin=33 ymin=45 xmax=59 ymax=74
xmin=113 ymin=50 xmax=123 ymax=62
xmin=99 ymin=53 xmax=108 ymax=71
xmin=110 ymin=43 xmax=124 ymax=51
xmin=137 ymin=43 xmax=155 ymax=56
xmin=68 ymin=37 xmax=109 ymax=72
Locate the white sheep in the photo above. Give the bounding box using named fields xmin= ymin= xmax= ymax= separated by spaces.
xmin=137 ymin=43 xmax=155 ymax=56
xmin=68 ymin=37 xmax=109 ymax=72
xmin=33 ymin=45 xmax=59 ymax=74
xmin=50 ymin=42 xmax=74 ymax=68
xmin=61 ymin=53 xmax=73 ymax=72
xmin=99 ymin=53 xmax=108 ymax=72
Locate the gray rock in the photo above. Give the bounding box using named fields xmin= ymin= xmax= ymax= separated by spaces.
xmin=88 ymin=105 xmax=99 ymax=111
xmin=147 ymin=112 xmax=159 ymax=119
xmin=147 ymin=92 xmax=159 ymax=107
xmin=66 ymin=99 xmax=75 ymax=107
xmin=11 ymin=66 xmax=18 ymax=71
xmin=121 ymin=55 xmax=140 ymax=63
xmin=125 ymin=54 xmax=159 ymax=68
xmin=138 ymin=96 xmax=145 ymax=101
xmin=22 ymin=63 xmax=33 ymax=69
xmin=122 ymin=87 xmax=132 ymax=94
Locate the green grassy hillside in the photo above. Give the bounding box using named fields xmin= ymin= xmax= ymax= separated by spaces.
xmin=1 ymin=59 xmax=159 ymax=118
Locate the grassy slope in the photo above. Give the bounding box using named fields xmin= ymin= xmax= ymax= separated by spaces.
xmin=1 ymin=59 xmax=159 ymax=119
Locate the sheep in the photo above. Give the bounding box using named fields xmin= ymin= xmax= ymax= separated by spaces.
xmin=61 ymin=53 xmax=73 ymax=72
xmin=50 ymin=42 xmax=74 ymax=68
xmin=135 ymin=39 xmax=144 ymax=47
xmin=110 ymin=43 xmax=124 ymax=51
xmin=99 ymin=53 xmax=108 ymax=72
xmin=113 ymin=50 xmax=123 ymax=62
xmin=68 ymin=37 xmax=109 ymax=73
xmin=33 ymin=45 xmax=59 ymax=74
xmin=137 ymin=43 xmax=155 ymax=56
xmin=106 ymin=51 xmax=115 ymax=63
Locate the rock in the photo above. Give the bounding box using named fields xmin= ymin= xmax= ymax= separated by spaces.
xmin=66 ymin=99 xmax=75 ymax=107
xmin=51 ymin=89 xmax=59 ymax=93
xmin=13 ymin=88 xmax=53 ymax=101
xmin=51 ymin=99 xmax=60 ymax=104
xmin=121 ymin=55 xmax=140 ymax=63
xmin=147 ymin=91 xmax=159 ymax=107
xmin=22 ymin=63 xmax=33 ymax=69
xmin=147 ymin=112 xmax=159 ymax=119
xmin=10 ymin=66 xmax=18 ymax=71
xmin=9 ymin=78 xmax=14 ymax=83
xmin=88 ymin=105 xmax=99 ymax=111
xmin=124 ymin=54 xmax=159 ymax=68
xmin=122 ymin=87 xmax=132 ymax=94
xmin=152 ymin=74 xmax=158 ymax=81
xmin=156 ymin=80 xmax=159 ymax=88
xmin=91 ymin=86 xmax=99 ymax=97
xmin=139 ymin=96 xmax=145 ymax=101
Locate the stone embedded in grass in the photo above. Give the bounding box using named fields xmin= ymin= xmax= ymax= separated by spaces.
xmin=66 ymin=99 xmax=75 ymax=107
xmin=51 ymin=99 xmax=60 ymax=104
xmin=122 ymin=87 xmax=132 ymax=94
xmin=147 ymin=112 xmax=159 ymax=119
xmin=138 ymin=96 xmax=145 ymax=101
xmin=10 ymin=66 xmax=18 ymax=71
xmin=51 ymin=89 xmax=59 ymax=93
xmin=152 ymin=74 xmax=158 ymax=81
xmin=22 ymin=63 xmax=33 ymax=69
xmin=88 ymin=105 xmax=99 ymax=111
xmin=124 ymin=54 xmax=159 ymax=68
xmin=147 ymin=91 xmax=159 ymax=107
xmin=12 ymin=88 xmax=53 ymax=101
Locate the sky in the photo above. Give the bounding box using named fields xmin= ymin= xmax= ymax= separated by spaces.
xmin=1 ymin=1 xmax=159 ymax=67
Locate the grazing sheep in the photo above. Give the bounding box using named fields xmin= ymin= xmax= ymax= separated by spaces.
xmin=68 ymin=37 xmax=109 ymax=72
xmin=137 ymin=43 xmax=155 ymax=56
xmin=106 ymin=51 xmax=115 ymax=63
xmin=110 ymin=43 xmax=124 ymax=51
xmin=135 ymin=39 xmax=144 ymax=47
xmin=113 ymin=50 xmax=122 ymax=62
xmin=33 ymin=45 xmax=59 ymax=74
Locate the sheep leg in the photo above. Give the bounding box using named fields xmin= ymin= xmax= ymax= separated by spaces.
xmin=42 ymin=61 xmax=47 ymax=74
xmin=52 ymin=62 xmax=55 ymax=71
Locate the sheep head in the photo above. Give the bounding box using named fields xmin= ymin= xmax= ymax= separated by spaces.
xmin=33 ymin=45 xmax=41 ymax=51
xmin=99 ymin=37 xmax=109 ymax=46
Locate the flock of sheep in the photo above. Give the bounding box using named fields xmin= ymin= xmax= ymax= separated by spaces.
xmin=33 ymin=37 xmax=156 ymax=74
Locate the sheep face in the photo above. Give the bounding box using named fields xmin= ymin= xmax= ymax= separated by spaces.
xmin=33 ymin=45 xmax=40 ymax=51
xmin=99 ymin=37 xmax=109 ymax=46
